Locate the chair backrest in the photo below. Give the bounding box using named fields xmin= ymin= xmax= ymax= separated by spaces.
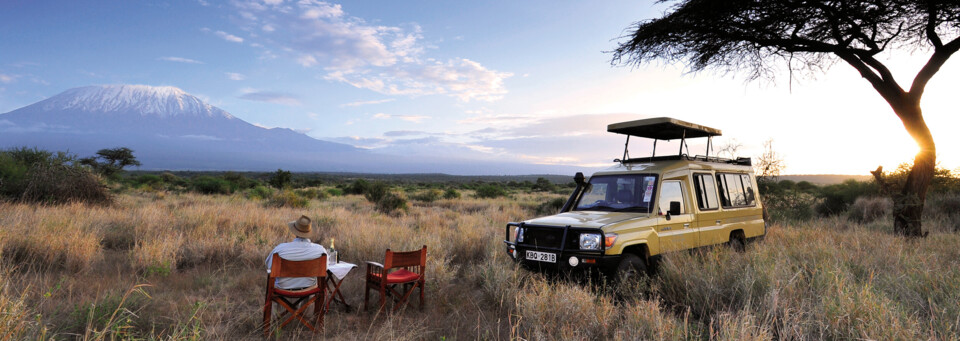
xmin=383 ymin=245 xmax=427 ymax=272
xmin=269 ymin=254 xmax=328 ymax=279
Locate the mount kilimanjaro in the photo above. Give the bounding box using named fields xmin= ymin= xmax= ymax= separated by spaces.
xmin=0 ymin=85 xmax=575 ymax=174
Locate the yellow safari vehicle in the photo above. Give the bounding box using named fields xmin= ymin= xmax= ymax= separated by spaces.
xmin=504 ymin=117 xmax=766 ymax=277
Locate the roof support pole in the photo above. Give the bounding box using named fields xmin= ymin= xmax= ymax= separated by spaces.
xmin=678 ymin=129 xmax=686 ymax=156
xmin=707 ymin=136 xmax=713 ymax=158
xmin=622 ymin=135 xmax=630 ymax=163
xmin=651 ymin=139 xmax=657 ymax=158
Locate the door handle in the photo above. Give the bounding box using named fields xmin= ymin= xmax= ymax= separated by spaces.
xmin=716 ymin=220 xmax=722 ymax=225
xmin=683 ymin=223 xmax=690 ymax=228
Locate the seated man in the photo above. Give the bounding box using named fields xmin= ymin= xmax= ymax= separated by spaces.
xmin=265 ymin=215 xmax=327 ymax=290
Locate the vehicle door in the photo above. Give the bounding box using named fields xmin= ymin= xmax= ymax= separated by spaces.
xmin=691 ymin=172 xmax=725 ymax=246
xmin=713 ymin=173 xmax=762 ymax=244
xmin=656 ymin=179 xmax=697 ymax=252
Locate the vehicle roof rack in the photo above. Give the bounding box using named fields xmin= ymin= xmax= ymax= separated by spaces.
xmin=617 ymin=154 xmax=752 ymax=166
xmin=608 ymin=117 xmax=743 ymax=165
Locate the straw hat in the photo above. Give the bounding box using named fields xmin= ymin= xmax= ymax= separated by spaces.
xmin=288 ymin=215 xmax=313 ymax=238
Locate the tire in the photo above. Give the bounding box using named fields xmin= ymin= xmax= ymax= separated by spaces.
xmin=729 ymin=231 xmax=746 ymax=252
xmin=615 ymin=253 xmax=648 ymax=282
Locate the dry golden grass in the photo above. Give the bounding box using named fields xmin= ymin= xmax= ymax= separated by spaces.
xmin=1 ymin=189 xmax=959 ymax=340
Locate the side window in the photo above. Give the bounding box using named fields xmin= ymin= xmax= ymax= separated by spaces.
xmin=741 ymin=174 xmax=756 ymax=206
xmin=658 ymin=180 xmax=686 ymax=215
xmin=693 ymin=173 xmax=719 ymax=210
xmin=716 ymin=172 xmax=755 ymax=208
xmin=716 ymin=175 xmax=731 ymax=207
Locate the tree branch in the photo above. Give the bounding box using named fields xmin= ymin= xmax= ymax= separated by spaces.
xmin=925 ymin=3 xmax=944 ymax=48
xmin=910 ymin=37 xmax=960 ymax=99
xmin=835 ymin=51 xmax=904 ymax=104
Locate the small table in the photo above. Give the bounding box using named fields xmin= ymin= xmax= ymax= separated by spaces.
xmin=326 ymin=262 xmax=357 ymax=311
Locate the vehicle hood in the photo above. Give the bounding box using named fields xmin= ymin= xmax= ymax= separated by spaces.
xmin=524 ymin=211 xmax=645 ymax=229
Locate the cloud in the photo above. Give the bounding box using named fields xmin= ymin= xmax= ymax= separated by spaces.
xmin=238 ymin=90 xmax=300 ymax=105
xmin=180 ymin=134 xmax=223 ymax=141
xmin=383 ymin=130 xmax=428 ymax=137
xmin=327 ymin=58 xmax=513 ymax=101
xmin=339 ymin=98 xmax=395 ymax=107
xmin=0 ymin=73 xmax=16 ymax=83
xmin=158 ymin=56 xmax=204 ymax=64
xmin=230 ymin=0 xmax=511 ymax=101
xmin=225 ymin=72 xmax=246 ymax=80
xmin=205 ymin=28 xmax=244 ymax=43
xmin=372 ymin=113 xmax=429 ymax=123
xmin=328 ymin=135 xmax=387 ymax=148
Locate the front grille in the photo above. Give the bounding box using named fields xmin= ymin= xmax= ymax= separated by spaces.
xmin=522 ymin=227 xmax=564 ymax=249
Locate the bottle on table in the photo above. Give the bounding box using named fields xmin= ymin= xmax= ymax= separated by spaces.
xmin=329 ymin=238 xmax=338 ymax=264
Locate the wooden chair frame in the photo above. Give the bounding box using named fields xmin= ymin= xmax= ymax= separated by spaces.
xmin=364 ymin=245 xmax=426 ymax=312
xmin=263 ymin=254 xmax=327 ymax=337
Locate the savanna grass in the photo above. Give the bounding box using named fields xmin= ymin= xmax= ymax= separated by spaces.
xmin=1 ymin=190 xmax=959 ymax=340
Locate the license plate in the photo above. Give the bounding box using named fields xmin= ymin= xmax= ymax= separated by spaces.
xmin=525 ymin=250 xmax=556 ymax=263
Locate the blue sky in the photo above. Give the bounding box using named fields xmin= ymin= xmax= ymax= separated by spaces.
xmin=2 ymin=0 xmax=959 ymax=174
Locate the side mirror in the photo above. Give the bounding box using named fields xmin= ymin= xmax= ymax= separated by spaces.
xmin=669 ymin=201 xmax=682 ymax=215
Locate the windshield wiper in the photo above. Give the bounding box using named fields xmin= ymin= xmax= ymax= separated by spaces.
xmin=613 ymin=207 xmax=647 ymax=213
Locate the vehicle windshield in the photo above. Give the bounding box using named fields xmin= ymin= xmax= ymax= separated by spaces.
xmin=574 ymin=174 xmax=658 ymax=213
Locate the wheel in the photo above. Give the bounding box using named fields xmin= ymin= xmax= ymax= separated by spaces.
xmin=729 ymin=231 xmax=746 ymax=252
xmin=615 ymin=253 xmax=647 ymax=282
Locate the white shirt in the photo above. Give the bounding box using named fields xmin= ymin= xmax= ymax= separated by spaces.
xmin=265 ymin=237 xmax=327 ymax=289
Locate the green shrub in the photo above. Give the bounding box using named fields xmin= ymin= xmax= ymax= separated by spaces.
xmin=246 ymin=185 xmax=273 ymax=200
xmin=267 ymin=169 xmax=292 ymax=189
xmin=412 ymin=189 xmax=443 ymax=202
xmin=346 ymin=179 xmax=370 ymax=195
xmin=443 ymin=188 xmax=461 ymax=199
xmin=326 ymin=187 xmax=344 ymax=197
xmin=816 ymin=180 xmax=878 ymax=216
xmin=0 ymin=147 xmax=110 ymax=205
xmin=531 ymin=177 xmax=556 ymax=192
xmin=536 ymin=197 xmax=567 ymax=216
xmin=364 ymin=181 xmax=389 ymax=203
xmin=191 ymin=176 xmax=231 ymax=195
xmin=475 ymin=184 xmax=507 ymax=199
xmin=762 ymin=190 xmax=816 ymax=223
xmin=264 ymin=190 xmax=309 ymax=208
xmin=376 ymin=192 xmax=408 ymax=213
xmin=134 ymin=174 xmax=162 ymax=186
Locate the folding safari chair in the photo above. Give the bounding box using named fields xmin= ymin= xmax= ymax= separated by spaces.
xmin=364 ymin=245 xmax=427 ymax=312
xmin=262 ymin=254 xmax=327 ymax=336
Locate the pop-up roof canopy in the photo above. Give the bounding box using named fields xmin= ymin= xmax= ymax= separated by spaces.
xmin=606 ymin=117 xmax=749 ymax=165
xmin=607 ymin=117 xmax=721 ymax=140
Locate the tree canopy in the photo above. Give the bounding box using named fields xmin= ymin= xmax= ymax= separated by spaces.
xmin=80 ymin=147 xmax=141 ymax=177
xmin=612 ymin=0 xmax=960 ymax=237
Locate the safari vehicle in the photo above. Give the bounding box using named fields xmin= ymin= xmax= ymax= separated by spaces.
xmin=503 ymin=117 xmax=766 ymax=277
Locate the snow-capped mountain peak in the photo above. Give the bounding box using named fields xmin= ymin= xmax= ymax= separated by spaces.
xmin=40 ymin=84 xmax=234 ymax=119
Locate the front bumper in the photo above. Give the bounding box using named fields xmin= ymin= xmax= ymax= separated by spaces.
xmin=503 ymin=222 xmax=619 ymax=273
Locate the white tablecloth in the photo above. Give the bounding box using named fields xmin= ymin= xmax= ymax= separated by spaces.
xmin=328 ymin=262 xmax=357 ymax=280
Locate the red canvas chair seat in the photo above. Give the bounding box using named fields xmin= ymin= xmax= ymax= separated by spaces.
xmin=262 ymin=255 xmax=327 ymax=336
xmin=370 ymin=268 xmax=421 ymax=284
xmin=364 ymin=246 xmax=427 ymax=312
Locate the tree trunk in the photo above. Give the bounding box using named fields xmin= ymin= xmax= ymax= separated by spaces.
xmin=892 ymin=103 xmax=935 ymax=238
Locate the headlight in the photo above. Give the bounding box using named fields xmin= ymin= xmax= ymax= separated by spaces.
xmin=579 ymin=233 xmax=601 ymax=250
xmin=515 ymin=227 xmax=525 ymax=243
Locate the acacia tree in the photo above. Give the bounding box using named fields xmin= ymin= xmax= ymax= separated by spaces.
xmin=612 ymin=0 xmax=960 ymax=237
xmin=80 ymin=147 xmax=141 ymax=178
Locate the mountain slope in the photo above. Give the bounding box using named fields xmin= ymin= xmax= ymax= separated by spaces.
xmin=0 ymin=85 xmax=579 ymax=174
